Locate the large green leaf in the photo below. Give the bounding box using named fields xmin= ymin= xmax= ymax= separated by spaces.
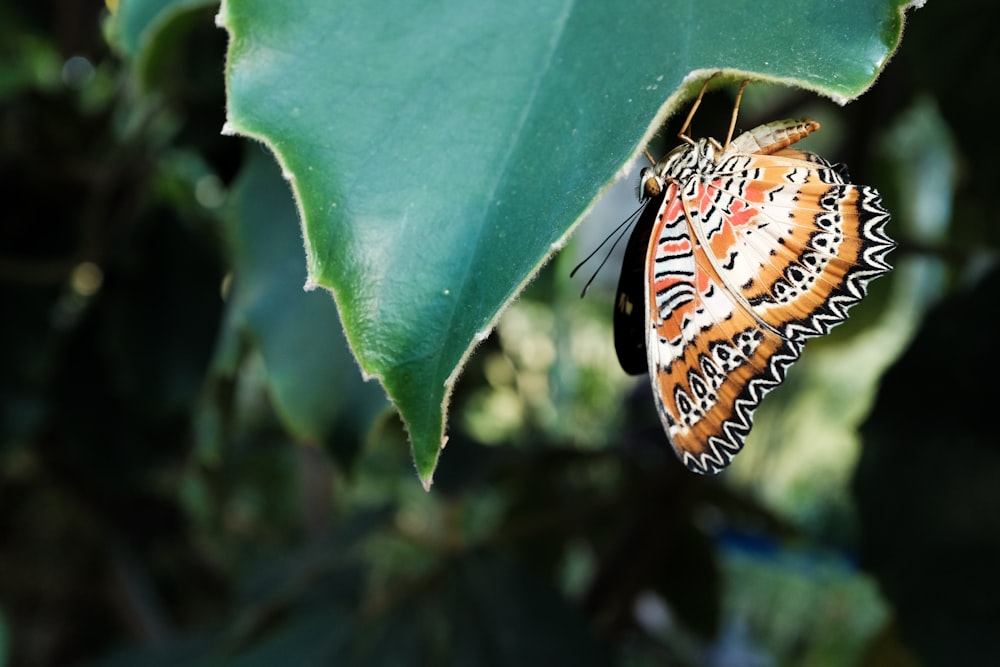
xmin=221 ymin=0 xmax=920 ymax=486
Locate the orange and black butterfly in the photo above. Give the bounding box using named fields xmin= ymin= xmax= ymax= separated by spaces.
xmin=614 ymin=76 xmax=894 ymax=473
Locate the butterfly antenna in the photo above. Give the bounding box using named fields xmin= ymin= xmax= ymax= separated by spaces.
xmin=724 ymin=79 xmax=749 ymax=149
xmin=570 ymin=201 xmax=646 ymax=297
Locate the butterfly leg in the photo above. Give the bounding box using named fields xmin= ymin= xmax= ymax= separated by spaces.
xmin=677 ymin=72 xmax=722 ymax=143
xmin=723 ymin=79 xmax=750 ymax=150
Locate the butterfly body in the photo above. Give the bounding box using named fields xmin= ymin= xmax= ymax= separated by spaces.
xmin=617 ymin=116 xmax=894 ymax=474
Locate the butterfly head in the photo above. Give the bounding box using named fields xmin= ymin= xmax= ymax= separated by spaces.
xmin=638 ymin=167 xmax=663 ymax=200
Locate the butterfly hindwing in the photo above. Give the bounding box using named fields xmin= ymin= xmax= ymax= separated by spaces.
xmin=643 ymin=183 xmax=805 ymax=473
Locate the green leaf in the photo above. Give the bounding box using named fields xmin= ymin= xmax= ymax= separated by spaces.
xmin=114 ymin=0 xmax=217 ymax=58
xmin=221 ymin=0 xmax=920 ymax=486
xmin=112 ymin=0 xmax=218 ymax=90
xmin=226 ymin=608 xmax=353 ymax=667
xmin=352 ymin=553 xmax=609 ymax=666
xmin=207 ymin=149 xmax=388 ymax=465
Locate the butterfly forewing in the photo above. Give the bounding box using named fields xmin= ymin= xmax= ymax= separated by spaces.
xmin=614 ymin=189 xmax=666 ymax=375
xmin=638 ymin=119 xmax=894 ymax=474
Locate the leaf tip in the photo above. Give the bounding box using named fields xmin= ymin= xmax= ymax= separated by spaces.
xmin=415 ymin=437 xmax=449 ymax=492
xmin=419 ymin=470 xmax=434 ymax=492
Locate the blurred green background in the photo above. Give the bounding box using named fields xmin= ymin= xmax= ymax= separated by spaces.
xmin=2 ymin=1 xmax=998 ymax=665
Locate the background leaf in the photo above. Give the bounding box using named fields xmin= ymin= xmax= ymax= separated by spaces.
xmin=856 ymin=269 xmax=1000 ymax=665
xmin=222 ymin=0 xmax=917 ymax=484
xmin=204 ymin=149 xmax=388 ymax=467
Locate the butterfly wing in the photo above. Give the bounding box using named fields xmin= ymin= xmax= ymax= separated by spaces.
xmin=683 ymin=150 xmax=894 ymax=341
xmin=614 ymin=190 xmax=666 ymax=375
xmin=644 ymin=184 xmax=804 ymax=473
xmin=645 ymin=137 xmax=893 ymax=474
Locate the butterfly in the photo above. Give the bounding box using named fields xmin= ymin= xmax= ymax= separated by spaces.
xmin=614 ymin=76 xmax=895 ymax=474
